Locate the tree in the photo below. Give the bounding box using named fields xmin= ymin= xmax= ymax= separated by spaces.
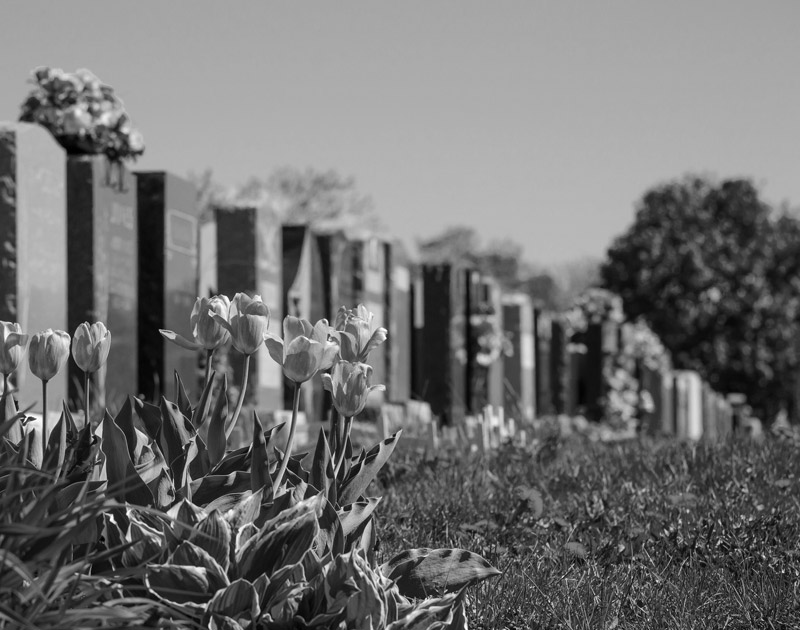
xmin=602 ymin=175 xmax=800 ymax=421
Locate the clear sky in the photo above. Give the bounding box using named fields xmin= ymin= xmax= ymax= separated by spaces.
xmin=2 ymin=1 xmax=799 ymax=266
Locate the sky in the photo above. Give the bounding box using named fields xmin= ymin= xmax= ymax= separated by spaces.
xmin=2 ymin=1 xmax=800 ymax=267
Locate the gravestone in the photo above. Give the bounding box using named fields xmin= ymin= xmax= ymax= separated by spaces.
xmin=582 ymin=323 xmax=604 ymax=421
xmin=359 ymin=236 xmax=389 ymax=404
xmin=67 ymin=155 xmax=138 ymax=412
xmin=534 ymin=310 xmax=553 ymax=416
xmin=702 ymin=382 xmax=718 ymax=442
xmin=387 ymin=240 xmax=412 ymax=402
xmin=674 ymin=370 xmax=703 ymax=440
xmin=0 ymin=122 xmax=68 ymax=412
xmin=213 ymin=205 xmax=284 ymax=417
xmin=549 ymin=319 xmax=569 ymax=415
xmin=502 ymin=293 xmax=535 ymax=421
xmin=314 ymin=229 xmax=356 ymax=319
xmin=661 ymin=371 xmax=675 ymax=434
xmin=481 ymin=276 xmax=505 ymax=413
xmin=414 ymin=264 xmax=469 ymax=425
xmin=640 ymin=365 xmax=662 ymax=434
xmin=136 ymin=172 xmax=198 ymax=401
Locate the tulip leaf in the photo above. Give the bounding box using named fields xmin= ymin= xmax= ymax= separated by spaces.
xmin=113 ymin=396 xmax=139 ymax=463
xmin=384 ymin=592 xmax=461 ymax=629
xmin=101 ymin=410 xmax=154 ymax=507
xmin=251 ymin=411 xmax=270 ymax=493
xmin=43 ymin=407 xmax=69 ymax=476
xmin=192 ymin=372 xmax=218 ymax=430
xmin=146 ymin=564 xmax=212 ymax=604
xmin=191 ymin=471 xmax=251 ymax=507
xmin=338 ymin=431 xmax=402 ymax=506
xmin=1 ymin=393 xmax=23 ymax=443
xmin=159 ymin=397 xmax=194 ymax=473
xmin=223 ymin=489 xmax=264 ymax=531
xmin=380 ymin=548 xmax=501 ymax=599
xmin=191 ymin=509 xmax=232 ymax=572
xmin=211 ymin=444 xmax=252 ymax=476
xmin=338 ymin=497 xmax=381 ymax=538
xmin=132 ymin=397 xmax=163 ymax=442
xmin=309 ymin=428 xmax=334 ymax=499
xmin=174 ymin=371 xmax=193 ymax=421
xmin=207 ymin=375 xmax=229 ymax=467
xmin=123 ymin=513 xmax=164 ymax=567
xmin=315 ymin=495 xmax=345 ymax=557
xmin=208 ymin=578 xmax=261 ymax=621
xmin=170 ymin=540 xmax=229 ymax=592
xmin=236 ymin=507 xmax=319 ymax=581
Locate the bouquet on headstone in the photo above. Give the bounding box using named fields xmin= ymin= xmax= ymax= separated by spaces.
xmin=18 ymin=66 xmax=144 ymax=163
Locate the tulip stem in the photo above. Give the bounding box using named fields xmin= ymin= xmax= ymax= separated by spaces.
xmin=273 ymin=382 xmax=301 ymax=495
xmin=84 ymin=371 xmax=91 ymax=429
xmin=228 ymin=353 xmax=250 ymax=437
xmin=41 ymin=379 xmax=48 ymax=467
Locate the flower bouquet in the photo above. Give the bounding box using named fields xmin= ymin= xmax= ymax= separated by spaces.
xmin=18 ymin=67 xmax=144 ymax=163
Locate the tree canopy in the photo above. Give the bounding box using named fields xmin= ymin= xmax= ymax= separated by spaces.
xmin=602 ymin=175 xmax=800 ymax=420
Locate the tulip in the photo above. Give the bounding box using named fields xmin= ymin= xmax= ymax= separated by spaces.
xmin=28 ymin=329 xmax=70 ymax=458
xmin=160 ymin=294 xmax=231 ymax=384
xmin=0 ymin=321 xmax=29 ymax=429
xmin=72 ymin=322 xmax=111 ymax=373
xmin=209 ymin=293 xmax=271 ymax=444
xmin=334 ymin=304 xmax=387 ymax=363
xmin=322 ymin=360 xmax=385 ymax=419
xmin=265 ymin=316 xmax=339 ymax=494
xmin=213 ymin=293 xmax=270 ymax=356
xmin=72 ymin=321 xmax=111 ymax=428
xmin=265 ymin=316 xmax=339 ymax=385
xmin=0 ymin=321 xmax=29 ymax=376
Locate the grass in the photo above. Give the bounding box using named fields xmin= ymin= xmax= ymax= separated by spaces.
xmin=375 ymin=427 xmax=800 ymax=629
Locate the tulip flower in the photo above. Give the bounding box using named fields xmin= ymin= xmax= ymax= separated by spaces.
xmin=208 ymin=293 xmax=271 ymax=443
xmin=72 ymin=321 xmax=111 ymax=428
xmin=160 ymin=294 xmax=231 ymax=384
xmin=0 ymin=321 xmax=29 ymax=377
xmin=212 ymin=292 xmax=270 ymax=356
xmin=265 ymin=316 xmax=339 ymax=384
xmin=322 ymin=360 xmax=385 ymax=474
xmin=322 ymin=360 xmax=385 ymax=419
xmin=28 ymin=329 xmax=70 ymax=458
xmin=72 ymin=322 xmax=111 ymax=373
xmin=265 ymin=315 xmax=339 ymax=494
xmin=0 ymin=321 xmax=29 ymax=428
xmin=333 ymin=304 xmax=387 ymax=363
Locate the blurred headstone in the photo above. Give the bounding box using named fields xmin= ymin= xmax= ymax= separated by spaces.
xmin=502 ymin=293 xmax=535 ymax=422
xmin=136 ymin=171 xmax=198 ymax=401
xmin=0 ymin=122 xmax=68 ymax=412
xmin=67 ymin=155 xmax=138 ymax=412
xmin=413 ymin=264 xmax=469 ymax=425
xmin=534 ymin=310 xmax=553 ymax=416
xmin=212 ymin=205 xmax=283 ymax=414
xmin=387 ymin=240 xmax=412 ymax=402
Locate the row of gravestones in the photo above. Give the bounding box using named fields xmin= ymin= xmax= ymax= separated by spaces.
xmin=0 ymin=121 xmax=736 ymax=444
xmin=0 ymin=122 xmax=198 ymax=415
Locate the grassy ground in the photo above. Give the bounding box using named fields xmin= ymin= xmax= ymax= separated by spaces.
xmin=375 ymin=428 xmax=800 ymax=629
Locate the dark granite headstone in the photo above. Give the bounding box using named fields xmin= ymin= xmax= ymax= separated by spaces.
xmin=0 ymin=123 xmax=68 ymax=412
xmin=136 ymin=172 xmax=199 ymax=401
xmin=502 ymin=294 xmax=535 ymax=421
xmin=214 ymin=205 xmax=283 ymax=416
xmin=582 ymin=323 xmax=604 ymax=421
xmin=534 ymin=309 xmax=553 ymax=416
xmin=702 ymin=382 xmax=717 ymax=442
xmin=550 ymin=320 xmax=568 ymax=415
xmin=67 ymin=155 xmax=138 ymax=412
xmin=413 ymin=264 xmax=469 ymax=426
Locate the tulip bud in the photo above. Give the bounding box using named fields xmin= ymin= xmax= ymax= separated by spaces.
xmin=265 ymin=316 xmax=339 ymax=384
xmin=0 ymin=321 xmax=29 ymax=376
xmin=193 ymin=295 xmax=231 ymax=350
xmin=334 ymin=304 xmax=388 ymax=363
xmin=322 ymin=360 xmax=385 ymax=418
xmin=28 ymin=329 xmax=71 ymax=382
xmin=218 ymin=293 xmax=270 ymax=356
xmin=161 ymin=294 xmax=231 ymax=352
xmin=72 ymin=321 xmax=111 ymax=373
